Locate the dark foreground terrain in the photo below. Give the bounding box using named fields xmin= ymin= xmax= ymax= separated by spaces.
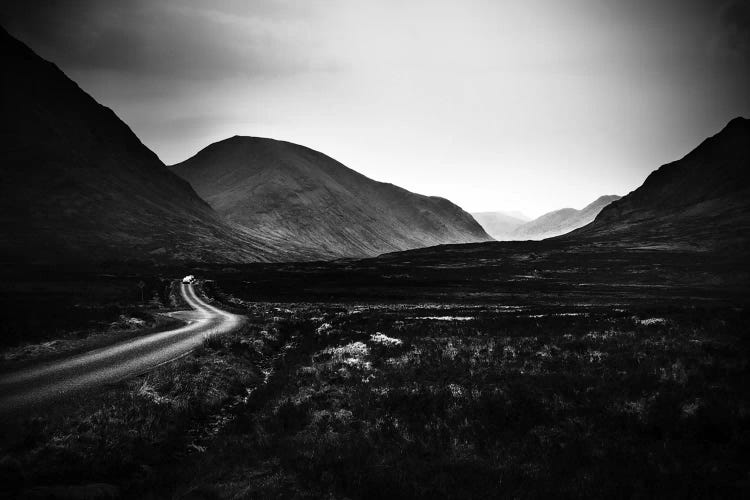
xmin=0 ymin=268 xmax=189 ymax=369
xmin=1 ymin=240 xmax=748 ymax=499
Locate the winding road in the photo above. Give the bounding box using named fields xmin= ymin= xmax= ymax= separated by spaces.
xmin=0 ymin=282 xmax=243 ymax=412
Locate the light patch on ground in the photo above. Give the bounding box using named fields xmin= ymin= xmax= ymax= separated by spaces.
xmin=682 ymin=398 xmax=703 ymax=417
xmin=638 ymin=318 xmax=668 ymax=326
xmin=620 ymin=399 xmax=647 ymax=421
xmin=448 ymin=383 xmax=464 ymax=398
xmin=318 ymin=342 xmax=372 ymax=370
xmin=386 ymin=347 xmax=422 ymax=368
xmin=109 ymin=315 xmax=147 ymax=330
xmin=316 ymin=323 xmax=333 ymax=336
xmin=370 ymin=332 xmax=403 ymax=346
xmin=527 ymin=313 xmax=588 ymax=318
xmin=407 ymin=316 xmax=475 ymax=321
xmin=587 ymin=350 xmax=607 ymax=363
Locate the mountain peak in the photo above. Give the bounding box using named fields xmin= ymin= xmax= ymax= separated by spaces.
xmin=509 ymin=195 xmax=621 ymax=240
xmin=172 ymin=137 xmax=490 ymax=258
xmin=0 ymin=29 xmax=306 ymax=263
xmin=583 ymin=195 xmax=621 ymax=211
xmin=570 ymin=118 xmax=750 ymax=246
xmin=594 ymin=194 xmax=621 ymax=202
xmin=724 ymin=116 xmax=748 ymax=131
xmin=689 ymin=116 xmax=750 ymax=160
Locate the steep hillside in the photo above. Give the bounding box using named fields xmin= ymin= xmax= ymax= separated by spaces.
xmin=513 ymin=195 xmax=620 ymax=240
xmin=472 ymin=211 xmax=529 ymax=240
xmin=171 ymin=137 xmax=490 ymax=258
xmin=571 ymin=117 xmax=750 ymax=249
xmin=0 ymin=29 xmax=312 ymax=264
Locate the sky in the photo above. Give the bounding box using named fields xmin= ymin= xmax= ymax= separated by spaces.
xmin=2 ymin=0 xmax=749 ymax=217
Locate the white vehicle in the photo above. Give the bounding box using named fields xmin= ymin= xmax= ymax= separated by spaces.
xmin=182 ymin=275 xmax=196 ymax=284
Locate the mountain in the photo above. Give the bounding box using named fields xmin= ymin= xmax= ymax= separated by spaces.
xmin=571 ymin=117 xmax=750 ymax=249
xmin=0 ymin=29 xmax=316 ymax=264
xmin=471 ymin=211 xmax=529 ymax=240
xmin=512 ymin=195 xmax=621 ymax=240
xmin=171 ymin=137 xmax=491 ymax=258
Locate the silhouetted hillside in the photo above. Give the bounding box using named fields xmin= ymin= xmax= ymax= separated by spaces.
xmin=571 ymin=117 xmax=750 ymax=250
xmin=172 ymin=137 xmax=491 ymax=258
xmin=0 ymin=29 xmax=313 ymax=264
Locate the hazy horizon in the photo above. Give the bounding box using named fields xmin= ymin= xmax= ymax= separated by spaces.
xmin=2 ymin=0 xmax=749 ymax=217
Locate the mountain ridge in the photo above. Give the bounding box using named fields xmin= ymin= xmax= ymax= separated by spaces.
xmin=569 ymin=116 xmax=750 ymax=248
xmin=171 ymin=136 xmax=491 ymax=258
xmin=0 ymin=28 xmax=314 ymax=264
xmin=510 ymin=195 xmax=621 ymax=240
xmin=471 ymin=211 xmax=529 ymax=240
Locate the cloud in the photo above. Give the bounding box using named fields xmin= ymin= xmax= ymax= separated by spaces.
xmin=0 ymin=0 xmax=343 ymax=80
xmin=718 ymin=0 xmax=750 ymax=61
xmin=3 ymin=0 xmax=748 ymax=215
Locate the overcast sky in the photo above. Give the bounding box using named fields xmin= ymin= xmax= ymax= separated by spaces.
xmin=2 ymin=0 xmax=749 ymax=217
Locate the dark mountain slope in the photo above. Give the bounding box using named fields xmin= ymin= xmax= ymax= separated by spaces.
xmin=171 ymin=137 xmax=491 ymax=258
xmin=0 ymin=29 xmax=311 ymax=263
xmin=570 ymin=117 xmax=750 ymax=249
xmin=513 ymin=195 xmax=621 ymax=240
xmin=253 ymin=117 xmax=748 ymax=301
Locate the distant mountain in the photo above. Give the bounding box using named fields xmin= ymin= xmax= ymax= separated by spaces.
xmin=512 ymin=195 xmax=621 ymax=240
xmin=571 ymin=117 xmax=750 ymax=249
xmin=171 ymin=137 xmax=491 ymax=258
xmin=0 ymin=29 xmax=312 ymax=263
xmin=472 ymin=211 xmax=529 ymax=240
xmin=505 ymin=210 xmax=530 ymax=221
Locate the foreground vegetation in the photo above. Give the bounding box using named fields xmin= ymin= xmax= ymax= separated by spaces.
xmin=180 ymin=301 xmax=750 ymax=499
xmin=2 ymin=285 xmax=748 ymax=498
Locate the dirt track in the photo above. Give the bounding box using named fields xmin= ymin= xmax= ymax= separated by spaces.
xmin=0 ymin=282 xmax=242 ymax=412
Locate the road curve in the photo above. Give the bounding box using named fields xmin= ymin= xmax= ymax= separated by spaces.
xmin=0 ymin=282 xmax=243 ymax=412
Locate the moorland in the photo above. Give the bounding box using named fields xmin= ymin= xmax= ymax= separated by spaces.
xmin=1 ymin=237 xmax=748 ymax=498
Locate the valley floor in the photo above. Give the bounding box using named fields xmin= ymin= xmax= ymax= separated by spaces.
xmin=1 ymin=240 xmax=748 ymax=498
xmin=1 ymin=293 xmax=748 ymax=498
